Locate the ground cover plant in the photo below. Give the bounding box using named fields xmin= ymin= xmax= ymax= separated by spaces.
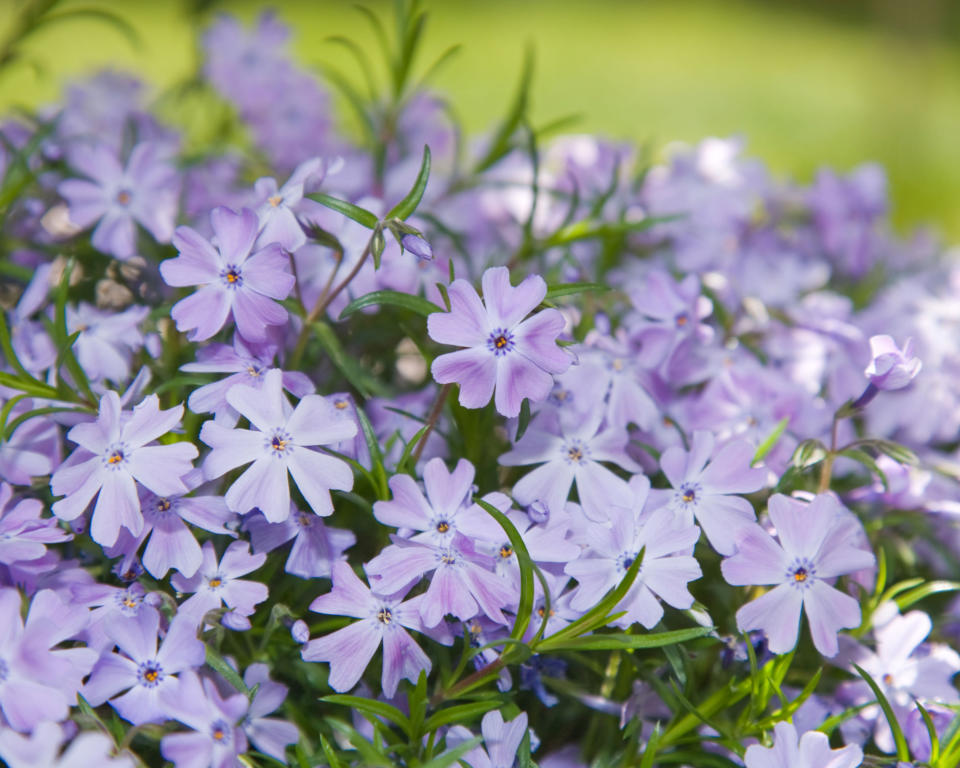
xmin=0 ymin=1 xmax=959 ymax=766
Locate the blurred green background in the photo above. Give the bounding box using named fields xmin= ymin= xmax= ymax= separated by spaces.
xmin=2 ymin=0 xmax=960 ymax=237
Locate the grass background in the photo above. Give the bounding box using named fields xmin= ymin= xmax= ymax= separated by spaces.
xmin=2 ymin=0 xmax=959 ymax=237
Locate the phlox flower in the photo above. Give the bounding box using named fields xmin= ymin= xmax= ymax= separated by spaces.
xmin=253 ymin=156 xmax=325 ymax=251
xmin=565 ymin=477 xmax=702 ymax=629
xmin=50 ymin=392 xmax=197 ymax=547
xmin=199 ymin=368 xmax=356 ymax=522
xmin=67 ymin=302 xmax=148 ymax=385
xmin=160 ymin=671 xmax=249 ymax=768
xmin=241 ymin=664 xmax=299 ymax=762
xmin=302 ymin=560 xmax=449 ymax=696
xmin=244 ymin=504 xmax=356 ymax=579
xmin=721 ymin=493 xmax=875 ymax=657
xmin=445 ymin=710 xmax=532 ymax=768
xmin=650 ymin=429 xmax=765 ymax=555
xmin=744 ymin=721 xmax=862 ymax=768
xmin=0 ymin=400 xmax=59 ymax=485
xmin=81 ymin=611 xmax=205 ymax=725
xmin=0 ymin=482 xmax=71 ymax=567
xmin=7 ymin=262 xmax=55 ymax=374
xmin=58 ymin=141 xmax=179 ymax=259
xmin=864 ymin=335 xmax=921 ymax=391
xmin=428 ymin=266 xmax=571 ymax=417
xmin=171 ymin=541 xmax=268 ymax=624
xmin=160 ymin=206 xmax=294 ymax=343
xmin=0 ymin=721 xmax=134 ymax=768
xmin=499 ymin=409 xmax=639 ymax=521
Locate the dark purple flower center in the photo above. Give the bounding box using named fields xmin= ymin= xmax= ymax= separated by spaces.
xmin=210 ymin=719 xmax=232 ymax=745
xmin=246 ymin=364 xmax=263 ymax=379
xmin=787 ymin=558 xmax=816 ymax=589
xmin=438 ymin=549 xmax=458 ymax=566
xmin=267 ymin=429 xmax=292 ymax=457
xmin=678 ymin=482 xmax=701 ymax=506
xmin=103 ymin=444 xmax=128 ymax=470
xmin=156 ymin=497 xmax=172 ymax=513
xmin=208 ymin=574 xmax=225 ymax=590
xmin=499 ymin=544 xmax=513 ymax=559
xmin=548 ymin=385 xmax=573 ymax=406
xmin=436 ymin=520 xmax=450 ymax=534
xmin=115 ymin=189 xmax=132 ymax=206
xmin=137 ymin=660 xmax=164 ymax=688
xmin=675 ymin=312 xmax=690 ymax=328
xmin=563 ymin=440 xmax=589 ymax=464
xmin=333 ymin=398 xmax=349 ymax=410
xmin=618 ymin=551 xmax=642 ymax=574
xmin=377 ymin=607 xmax=392 ymax=624
xmin=487 ymin=327 xmax=515 ymax=357
xmin=220 ymin=265 xmax=243 ymax=288
xmin=268 ymin=194 xmax=284 ymax=207
xmin=114 ymin=589 xmax=142 ymax=613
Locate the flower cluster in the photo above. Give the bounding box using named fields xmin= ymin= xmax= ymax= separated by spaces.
xmin=0 ymin=3 xmax=955 ymax=768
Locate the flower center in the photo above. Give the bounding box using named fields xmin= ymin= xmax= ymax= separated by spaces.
xmin=103 ymin=444 xmax=128 ymax=470
xmin=499 ymin=544 xmax=513 ymax=559
xmin=268 ymin=195 xmax=283 ymax=207
xmin=618 ymin=551 xmax=641 ymax=573
xmin=883 ymin=673 xmax=894 ymax=686
xmin=377 ymin=607 xmax=392 ymax=624
xmin=439 ymin=550 xmax=458 ymax=566
xmin=537 ymin=606 xmax=555 ymax=618
xmin=221 ymin=265 xmax=243 ymax=288
xmin=436 ymin=520 xmax=450 ymax=534
xmin=297 ymin=513 xmax=312 ymax=528
xmin=208 ymin=576 xmax=223 ymax=589
xmin=115 ymin=189 xmax=132 ymax=206
xmin=137 ymin=660 xmax=164 ymax=688
xmin=564 ymin=440 xmax=589 ymax=464
xmin=115 ymin=589 xmax=142 ymax=612
xmin=267 ymin=430 xmax=293 ymax=457
xmin=334 ymin=398 xmax=349 ymax=410
xmin=611 ymin=358 xmax=625 ymax=372
xmin=786 ymin=558 xmax=816 ymax=589
xmin=793 ymin=568 xmax=808 ymax=582
xmin=157 ymin=498 xmax=171 ymax=513
xmin=246 ymin=365 xmax=263 ymax=378
xmin=210 ymin=719 xmax=231 ymax=744
xmin=678 ymin=482 xmax=701 ymax=506
xmin=486 ymin=327 xmax=515 ymax=357
xmin=675 ymin=312 xmax=689 ymax=328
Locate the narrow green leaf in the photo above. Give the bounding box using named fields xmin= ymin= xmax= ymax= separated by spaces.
xmin=321 ymin=694 xmax=411 ymax=735
xmin=514 ymin=398 xmax=533 ymax=442
xmin=307 ymin=192 xmax=379 ymax=229
xmin=421 ymin=736 xmax=483 ymax=768
xmin=473 ymin=45 xmax=534 ymax=173
xmin=541 ymin=215 xmax=675 ymax=247
xmin=354 ymin=403 xmax=389 ymax=500
xmin=311 ymin=321 xmax=387 ymax=399
xmin=205 ymin=647 xmax=249 ymax=695
xmin=318 ymin=736 xmax=343 ymax=768
xmin=0 ymin=393 xmax=28 ymax=438
xmin=4 ymin=406 xmax=85 ymax=442
xmin=639 ymin=722 xmax=662 ymax=768
xmin=396 ymin=423 xmax=431 ymax=473
xmin=0 ymin=311 xmax=38 ymax=382
xmin=894 ymin=580 xmax=960 ymax=611
xmin=917 ymin=701 xmax=940 ymax=765
xmin=0 ymin=371 xmax=60 ymax=400
xmin=475 ymin=498 xmax=535 ymax=643
xmin=338 ymin=289 xmax=442 ymax=319
xmin=326 ymin=719 xmax=396 ymax=767
xmin=423 ymin=699 xmax=503 ymax=733
xmin=839 ymin=448 xmax=888 ymax=490
xmin=752 ymin=417 xmax=789 ymax=465
xmin=543 ymin=282 xmax=609 ymax=300
xmin=387 ymin=145 xmax=432 ymax=220
xmin=537 ymin=626 xmax=712 ymax=653
xmin=873 ymin=439 xmax=919 ymax=466
xmin=853 ymin=663 xmax=910 ymax=761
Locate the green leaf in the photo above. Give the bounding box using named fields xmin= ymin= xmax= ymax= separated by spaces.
xmin=543 ymin=282 xmax=609 ymax=300
xmin=4 ymin=406 xmax=85 ymax=442
xmin=311 ymin=321 xmax=388 ymax=399
xmin=386 ymin=145 xmax=432 ymax=220
xmin=514 ymin=398 xmax=532 ymax=442
xmin=541 ymin=215 xmax=673 ymax=247
xmin=753 ymin=417 xmax=789 ymax=465
xmin=839 ymin=448 xmax=888 ymax=490
xmin=307 ymin=192 xmax=380 ymax=229
xmin=321 ymin=695 xmax=411 ymax=736
xmin=791 ymin=438 xmax=826 ymax=468
xmin=396 ymin=423 xmax=431 ymax=474
xmin=338 ymin=290 xmax=442 ymax=319
xmin=853 ymin=663 xmax=910 ymax=761
xmin=326 ymin=718 xmax=396 ymax=767
xmin=205 ymin=647 xmax=249 ymax=695
xmin=318 ymin=735 xmax=344 ymax=768
xmin=421 ymin=736 xmax=483 ymax=768
xmin=371 ymin=226 xmax=386 ymax=269
xmin=0 ymin=371 xmax=60 ymax=400
xmin=473 ymin=45 xmax=534 ymax=173
xmin=639 ymin=722 xmax=662 ymax=768
xmin=917 ymin=702 xmax=940 ymax=765
xmin=423 ymin=699 xmax=503 ymax=733
xmin=354 ymin=403 xmax=389 ymax=500
xmin=873 ymin=439 xmax=919 ymax=466
xmin=894 ymin=580 xmax=960 ymax=611
xmin=475 ymin=498 xmax=535 ymax=644
xmin=537 ymin=626 xmax=712 ymax=653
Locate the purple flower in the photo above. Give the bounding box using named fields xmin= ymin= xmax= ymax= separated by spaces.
xmin=160 ymin=207 xmax=294 ymax=343
xmin=0 ymin=483 xmax=70 ymax=567
xmin=58 ymin=141 xmax=179 ymax=259
xmin=160 ymin=670 xmax=249 ymax=768
xmin=565 ymin=479 xmax=702 ymax=629
xmin=0 ymin=721 xmax=135 ymax=768
xmin=171 ymin=540 xmax=268 ymax=624
xmin=0 ymin=400 xmax=59 ymax=485
xmin=365 ymin=533 xmax=515 ymax=628
xmin=302 ymin=560 xmax=447 ymax=695
xmin=499 ymin=409 xmax=639 ymax=521
xmin=241 ymin=664 xmax=299 ymax=761
xmin=82 ymin=610 xmax=205 ymax=725
xmin=199 ymin=368 xmax=356 ymax=522
xmin=650 ymin=430 xmax=765 ymax=556
xmin=445 ymin=710 xmax=531 ymax=768
xmin=744 ymin=721 xmax=862 ymax=768
xmin=67 ymin=302 xmax=149 ymax=385
xmin=244 ymin=504 xmax=355 ymax=579
xmin=721 ymin=494 xmax=875 ymax=657
xmin=428 ymin=266 xmax=572 ymax=417
xmin=864 ymin=335 xmax=922 ymax=392
xmin=253 ymin=156 xmax=324 ymax=252
xmin=180 ymin=335 xmax=314 ymax=424
xmin=50 ymin=392 xmax=198 ymax=546
xmin=0 ymin=588 xmax=97 ymax=731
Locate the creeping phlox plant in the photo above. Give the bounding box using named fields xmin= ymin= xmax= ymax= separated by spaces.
xmin=0 ymin=2 xmax=958 ymax=767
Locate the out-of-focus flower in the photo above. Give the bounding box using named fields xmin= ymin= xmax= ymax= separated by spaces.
xmin=744 ymin=720 xmax=862 ymax=768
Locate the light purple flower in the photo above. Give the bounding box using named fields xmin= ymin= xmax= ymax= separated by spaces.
xmin=0 ymin=720 xmax=135 ymax=768
xmin=241 ymin=664 xmax=299 ymax=761
xmin=721 ymin=494 xmax=875 ymax=657
xmin=651 ymin=430 xmax=765 ymax=556
xmin=160 ymin=206 xmax=294 ymax=343
xmin=302 ymin=560 xmax=448 ymax=696
xmin=864 ymin=335 xmax=921 ymax=391
xmin=428 ymin=266 xmax=572 ymax=417
xmin=244 ymin=504 xmax=355 ymax=579
xmin=253 ymin=156 xmax=324 ymax=252
xmin=58 ymin=141 xmax=179 ymax=259
xmin=160 ymin=670 xmax=249 ymax=768
xmin=445 ymin=710 xmax=531 ymax=768
xmin=744 ymin=721 xmax=862 ymax=768
xmin=199 ymin=368 xmax=356 ymax=522
xmin=171 ymin=540 xmax=268 ymax=623
xmin=67 ymin=302 xmax=148 ymax=385
xmin=565 ymin=478 xmax=702 ymax=629
xmin=0 ymin=588 xmax=97 ymax=732
xmin=50 ymin=392 xmax=198 ymax=546
xmin=82 ymin=611 xmax=205 ymax=725
xmin=499 ymin=409 xmax=639 ymax=521
xmin=7 ymin=262 xmax=55 ymax=374
xmin=0 ymin=401 xmax=59 ymax=485
xmin=0 ymin=483 xmax=70 ymax=567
